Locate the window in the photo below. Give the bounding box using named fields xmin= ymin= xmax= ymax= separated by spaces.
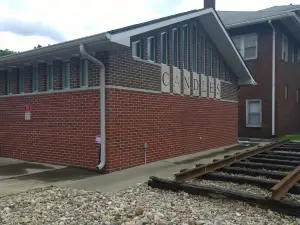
xmin=246 ymin=99 xmax=262 ymax=127
xmin=172 ymin=29 xmax=179 ymax=67
xmin=19 ymin=69 xmax=24 ymax=94
xmin=161 ymin=32 xmax=168 ymax=64
xmin=298 ymin=50 xmax=300 ymax=63
xmin=225 ymin=68 xmax=230 ymax=82
xmin=192 ymin=24 xmax=197 ymax=72
xmin=285 ymin=85 xmax=288 ymax=100
xmin=221 ymin=63 xmax=225 ymax=80
xmin=281 ymin=35 xmax=288 ymax=62
xmin=80 ymin=59 xmax=88 ymax=87
xmin=183 ymin=25 xmax=189 ymax=70
xmin=216 ymin=57 xmax=219 ymax=78
xmin=132 ymin=41 xmax=141 ymax=58
xmin=62 ymin=61 xmax=70 ymax=89
xmin=201 ymin=35 xmax=205 ymax=74
xmin=32 ymin=67 xmax=38 ymax=92
xmin=292 ymin=45 xmax=295 ymax=63
xmin=6 ymin=73 xmax=12 ymax=95
xmin=208 ymin=45 xmax=212 ymax=76
xmin=232 ymin=34 xmax=258 ymax=60
xmin=47 ymin=64 xmax=53 ymax=91
xmin=147 ymin=36 xmax=155 ymax=62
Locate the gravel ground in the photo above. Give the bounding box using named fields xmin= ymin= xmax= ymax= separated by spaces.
xmin=1 ymin=182 xmax=300 ymax=225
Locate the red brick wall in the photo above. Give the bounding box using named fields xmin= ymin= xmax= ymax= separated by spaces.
xmin=275 ymin=23 xmax=300 ymax=136
xmin=0 ymin=89 xmax=100 ymax=169
xmin=228 ymin=24 xmax=273 ymax=138
xmin=105 ymin=88 xmax=238 ymax=171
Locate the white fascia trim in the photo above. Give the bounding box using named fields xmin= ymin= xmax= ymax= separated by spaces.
xmin=225 ymin=12 xmax=296 ymax=29
xmin=109 ymin=8 xmax=214 ymax=46
xmin=210 ymin=11 xmax=256 ymax=85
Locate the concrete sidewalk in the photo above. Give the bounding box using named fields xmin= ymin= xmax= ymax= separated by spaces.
xmin=58 ymin=142 xmax=267 ymax=193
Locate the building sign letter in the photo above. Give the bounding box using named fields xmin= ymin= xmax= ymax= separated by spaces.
xmin=208 ymin=76 xmax=215 ymax=98
xmin=183 ymin=70 xmax=190 ymax=95
xmin=193 ymin=72 xmax=199 ymax=96
xmin=201 ymin=74 xmax=207 ymax=97
xmin=161 ymin=64 xmax=170 ymax=93
xmin=215 ymin=78 xmax=221 ymax=99
xmin=173 ymin=67 xmax=181 ymax=94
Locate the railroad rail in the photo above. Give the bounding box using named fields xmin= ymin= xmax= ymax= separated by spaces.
xmin=148 ymin=140 xmax=300 ymax=217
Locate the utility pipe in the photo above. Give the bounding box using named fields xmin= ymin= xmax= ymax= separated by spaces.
xmin=268 ymin=20 xmax=276 ymax=137
xmin=79 ymin=44 xmax=106 ymax=170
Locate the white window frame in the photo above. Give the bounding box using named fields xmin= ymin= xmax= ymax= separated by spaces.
xmin=291 ymin=44 xmax=295 ymax=63
xmin=147 ymin=36 xmax=155 ymax=62
xmin=281 ymin=35 xmax=288 ymax=62
xmin=246 ymin=99 xmax=262 ymax=128
xmin=192 ymin=24 xmax=197 ymax=72
xmin=172 ymin=28 xmax=179 ymax=67
xmin=80 ymin=59 xmax=89 ymax=87
xmin=232 ymin=33 xmax=258 ymax=60
xmin=161 ymin=32 xmax=168 ymax=65
xmin=183 ymin=24 xmax=189 ymax=70
xmin=132 ymin=41 xmax=142 ymax=58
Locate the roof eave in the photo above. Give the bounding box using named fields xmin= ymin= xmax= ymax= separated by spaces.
xmin=0 ymin=33 xmax=110 ymax=64
xmin=224 ymin=12 xmax=296 ymax=29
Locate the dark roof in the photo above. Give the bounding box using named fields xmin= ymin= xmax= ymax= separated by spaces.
xmin=109 ymin=9 xmax=202 ymax=34
xmin=259 ymin=4 xmax=300 ymax=12
xmin=218 ymin=4 xmax=300 ymax=27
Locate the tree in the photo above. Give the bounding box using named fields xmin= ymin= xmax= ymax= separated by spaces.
xmin=0 ymin=49 xmax=17 ymax=57
xmin=34 ymin=44 xmax=43 ymax=49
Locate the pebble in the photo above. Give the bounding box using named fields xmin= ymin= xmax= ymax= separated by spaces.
xmin=0 ymin=183 xmax=299 ymax=225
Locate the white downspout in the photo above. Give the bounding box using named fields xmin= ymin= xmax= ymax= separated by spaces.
xmin=79 ymin=44 xmax=106 ymax=170
xmin=268 ymin=20 xmax=276 ymax=137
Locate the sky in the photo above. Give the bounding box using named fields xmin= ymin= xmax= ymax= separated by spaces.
xmin=1 ymin=0 xmax=300 ymax=51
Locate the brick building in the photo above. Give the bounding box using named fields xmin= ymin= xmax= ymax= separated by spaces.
xmin=219 ymin=5 xmax=300 ymax=138
xmin=0 ymin=1 xmax=255 ymax=172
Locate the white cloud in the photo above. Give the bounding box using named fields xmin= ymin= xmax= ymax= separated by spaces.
xmin=2 ymin=0 xmax=300 ymax=52
xmin=0 ymin=0 xmax=164 ymax=51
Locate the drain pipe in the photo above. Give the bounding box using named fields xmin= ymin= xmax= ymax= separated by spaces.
xmin=79 ymin=44 xmax=106 ymax=170
xmin=268 ymin=20 xmax=276 ymax=137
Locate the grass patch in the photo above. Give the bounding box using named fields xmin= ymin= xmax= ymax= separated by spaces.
xmin=280 ymin=134 xmax=300 ymax=141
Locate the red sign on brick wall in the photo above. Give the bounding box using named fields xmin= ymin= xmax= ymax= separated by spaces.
xmin=24 ymin=104 xmax=31 ymax=112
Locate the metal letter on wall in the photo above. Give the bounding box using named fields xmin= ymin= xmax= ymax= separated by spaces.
xmin=215 ymin=78 xmax=221 ymax=99
xmin=173 ymin=67 xmax=181 ymax=94
xmin=201 ymin=74 xmax=207 ymax=97
xmin=192 ymin=72 xmax=199 ymax=97
xmin=208 ymin=76 xmax=215 ymax=99
xmin=183 ymin=70 xmax=191 ymax=95
xmin=161 ymin=64 xmax=170 ymax=93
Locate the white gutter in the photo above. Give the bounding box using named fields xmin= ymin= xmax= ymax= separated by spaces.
xmin=79 ymin=44 xmax=106 ymax=170
xmin=268 ymin=20 xmax=276 ymax=137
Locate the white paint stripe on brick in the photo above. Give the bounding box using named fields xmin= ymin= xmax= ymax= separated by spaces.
xmin=220 ymin=99 xmax=238 ymax=103
xmin=107 ymin=85 xmax=238 ymax=103
xmin=106 ymin=85 xmax=162 ymax=94
xmin=0 ymin=86 xmax=101 ymax=98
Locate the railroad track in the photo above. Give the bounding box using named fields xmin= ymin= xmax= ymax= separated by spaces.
xmin=148 ymin=140 xmax=300 ymax=217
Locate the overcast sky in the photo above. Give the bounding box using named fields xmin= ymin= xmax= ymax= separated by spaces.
xmin=0 ymin=0 xmax=300 ymax=51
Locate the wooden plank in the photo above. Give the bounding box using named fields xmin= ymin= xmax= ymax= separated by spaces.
xmin=246 ymin=157 xmax=300 ymax=167
xmin=148 ymin=176 xmax=300 ymax=217
xmin=174 ymin=140 xmax=290 ymax=182
xmin=254 ymin=153 xmax=300 ymax=161
xmin=219 ymin=167 xmax=288 ymax=180
xmin=231 ymin=162 xmax=295 ymax=171
xmin=202 ymin=172 xmax=300 ymax=194
xmin=271 ymin=166 xmax=300 ymax=200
